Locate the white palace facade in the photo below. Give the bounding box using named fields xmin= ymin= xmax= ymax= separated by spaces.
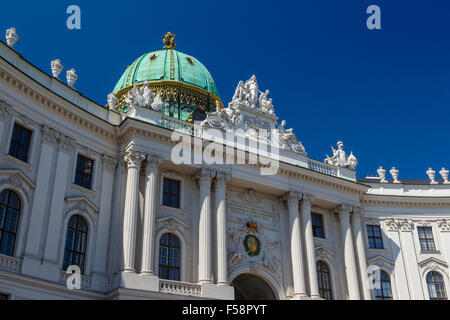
xmin=0 ymin=31 xmax=449 ymax=300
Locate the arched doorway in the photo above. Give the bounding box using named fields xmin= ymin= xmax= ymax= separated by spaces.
xmin=231 ymin=273 xmax=277 ymax=300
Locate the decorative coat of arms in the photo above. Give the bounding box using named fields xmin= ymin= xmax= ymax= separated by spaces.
xmin=243 ymin=222 xmax=261 ymax=257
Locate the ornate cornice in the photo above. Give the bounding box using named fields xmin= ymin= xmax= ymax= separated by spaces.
xmin=361 ymin=197 xmax=450 ymax=208
xmin=0 ymin=67 xmax=116 ymax=140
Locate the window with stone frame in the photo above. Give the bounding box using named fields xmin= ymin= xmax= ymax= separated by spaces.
xmin=8 ymin=123 xmax=32 ymax=163
xmin=74 ymin=154 xmax=94 ymax=190
xmin=312 ymin=213 xmax=325 ymax=239
xmin=366 ymin=225 xmax=384 ymax=249
xmin=418 ymin=227 xmax=436 ymax=251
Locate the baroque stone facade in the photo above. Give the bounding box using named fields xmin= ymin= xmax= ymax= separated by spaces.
xmin=1 ymin=33 xmax=450 ymax=301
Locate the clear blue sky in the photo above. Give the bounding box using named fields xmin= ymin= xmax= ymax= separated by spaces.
xmin=1 ymin=0 xmax=449 ymax=179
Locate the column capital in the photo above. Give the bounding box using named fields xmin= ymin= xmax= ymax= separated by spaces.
xmin=336 ymin=204 xmax=353 ymax=219
xmin=58 ymin=134 xmax=75 ymax=154
xmin=196 ymin=168 xmax=216 ymax=186
xmin=215 ymin=172 xmax=230 ymax=189
xmin=41 ymin=125 xmax=60 ymax=146
xmin=301 ymin=193 xmax=315 ymax=206
xmin=145 ymin=154 xmax=163 ymax=174
xmin=283 ymin=190 xmax=300 ymax=207
xmin=103 ymin=154 xmax=118 ymax=173
xmin=0 ymin=100 xmax=12 ymax=121
xmin=124 ymin=149 xmax=146 ymax=169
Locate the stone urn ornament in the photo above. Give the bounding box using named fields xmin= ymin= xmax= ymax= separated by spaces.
xmin=5 ymin=28 xmax=19 ymax=48
xmin=390 ymin=167 xmax=401 ymax=184
xmin=51 ymin=59 xmax=63 ymax=79
xmin=439 ymin=168 xmax=449 ymax=184
xmin=377 ymin=166 xmax=387 ymax=183
xmin=426 ymin=168 xmax=438 ymax=185
xmin=66 ymin=69 xmax=78 ymax=87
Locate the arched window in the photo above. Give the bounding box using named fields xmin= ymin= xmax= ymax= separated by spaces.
xmin=0 ymin=190 xmax=21 ymax=257
xmin=374 ymin=271 xmax=393 ymax=300
xmin=159 ymin=233 xmax=180 ymax=281
xmin=316 ymin=261 xmax=333 ymax=300
xmin=427 ymin=271 xmax=447 ymax=300
xmin=62 ymin=215 xmax=88 ymax=274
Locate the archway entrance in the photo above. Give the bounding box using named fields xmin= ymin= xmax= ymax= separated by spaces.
xmin=231 ymin=273 xmax=277 ymax=300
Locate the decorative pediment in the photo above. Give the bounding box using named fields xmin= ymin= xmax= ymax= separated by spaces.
xmin=156 ymin=216 xmax=189 ymax=234
xmin=366 ymin=255 xmax=394 ymax=275
xmin=315 ymin=245 xmax=335 ymax=260
xmin=65 ymin=196 xmax=99 ymax=215
xmin=418 ymin=257 xmax=448 ymax=277
xmin=0 ymin=169 xmax=35 ymax=201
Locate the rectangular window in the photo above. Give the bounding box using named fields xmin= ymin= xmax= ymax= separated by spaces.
xmin=74 ymin=155 xmax=94 ymax=190
xmin=162 ymin=178 xmax=180 ymax=209
xmin=418 ymin=227 xmax=436 ymax=251
xmin=366 ymin=225 xmax=384 ymax=249
xmin=8 ymin=123 xmax=32 ymax=163
xmin=312 ymin=213 xmax=325 ymax=239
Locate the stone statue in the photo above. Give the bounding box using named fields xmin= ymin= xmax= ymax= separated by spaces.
xmin=51 ymin=59 xmax=63 ymax=78
xmin=124 ymin=83 xmax=166 ymax=111
xmin=231 ymin=80 xmax=249 ymax=107
xmin=259 ymin=90 xmax=274 ymax=114
xmin=5 ymin=28 xmax=18 ymax=48
xmin=141 ymin=81 xmax=154 ymax=106
xmin=107 ymin=93 xmax=118 ymax=110
xmin=245 ymin=75 xmax=259 ymax=108
xmin=324 ymin=141 xmax=358 ymax=169
xmin=276 ymin=120 xmax=306 ymax=154
xmin=202 ymin=102 xmax=243 ymax=130
xmin=151 ymin=92 xmax=165 ymax=111
xmin=66 ymin=69 xmax=78 ymax=87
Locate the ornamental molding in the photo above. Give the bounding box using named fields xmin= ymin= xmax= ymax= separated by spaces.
xmin=366 ymin=255 xmax=395 ymax=276
xmin=382 ymin=218 xmax=413 ymax=232
xmin=58 ymin=134 xmax=75 ymax=154
xmin=418 ymin=257 xmax=449 ymax=278
xmin=119 ymin=124 xmax=368 ymax=197
xmin=0 ymin=67 xmax=116 ymax=140
xmin=437 ymin=219 xmax=450 ymax=232
xmin=0 ymin=170 xmax=35 ymax=201
xmin=156 ymin=216 xmax=189 ymax=234
xmin=315 ymin=245 xmax=335 ymax=260
xmin=0 ymin=100 xmax=13 ymax=121
xmin=65 ymin=196 xmax=99 ymax=215
xmin=41 ymin=125 xmax=60 ymax=145
xmin=102 ymin=154 xmax=118 ymax=172
xmin=361 ymin=197 xmax=450 ymax=208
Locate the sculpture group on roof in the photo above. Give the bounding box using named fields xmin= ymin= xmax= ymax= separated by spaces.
xmin=108 ymin=81 xmax=165 ymax=111
xmin=230 ymin=75 xmax=274 ymax=115
xmin=324 ymin=141 xmax=358 ymax=170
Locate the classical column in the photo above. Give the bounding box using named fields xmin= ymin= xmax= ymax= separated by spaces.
xmin=93 ymin=155 xmax=118 ymax=278
xmin=43 ymin=134 xmax=75 ymax=263
xmin=215 ymin=172 xmax=230 ymax=286
xmin=24 ymin=126 xmax=59 ymax=260
xmin=196 ymin=168 xmax=215 ymax=283
xmin=351 ymin=207 xmax=371 ymax=300
xmin=141 ymin=155 xmax=163 ymax=275
xmin=0 ymin=102 xmax=11 ymax=149
xmin=301 ymin=194 xmax=319 ymax=298
xmin=338 ymin=204 xmax=361 ymax=300
xmin=285 ymin=191 xmax=307 ymax=299
xmin=122 ymin=149 xmax=145 ymax=272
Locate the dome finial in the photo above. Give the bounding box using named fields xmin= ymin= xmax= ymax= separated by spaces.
xmin=163 ymin=32 xmax=176 ymax=49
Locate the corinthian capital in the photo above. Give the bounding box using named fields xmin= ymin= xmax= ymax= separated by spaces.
xmin=103 ymin=154 xmax=118 ymax=172
xmin=0 ymin=100 xmax=12 ymax=121
xmin=196 ymin=168 xmax=216 ymax=186
xmin=146 ymin=154 xmax=163 ymax=174
xmin=59 ymin=135 xmax=75 ymax=154
xmin=283 ymin=190 xmax=300 ymax=207
xmin=336 ymin=204 xmax=352 ymax=220
xmin=215 ymin=172 xmax=230 ymax=189
xmin=41 ymin=125 xmax=59 ymax=145
xmin=124 ymin=150 xmax=146 ymax=169
xmin=301 ymin=194 xmax=314 ymax=206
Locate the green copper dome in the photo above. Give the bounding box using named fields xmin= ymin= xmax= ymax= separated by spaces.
xmin=113 ymin=49 xmax=220 ymax=98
